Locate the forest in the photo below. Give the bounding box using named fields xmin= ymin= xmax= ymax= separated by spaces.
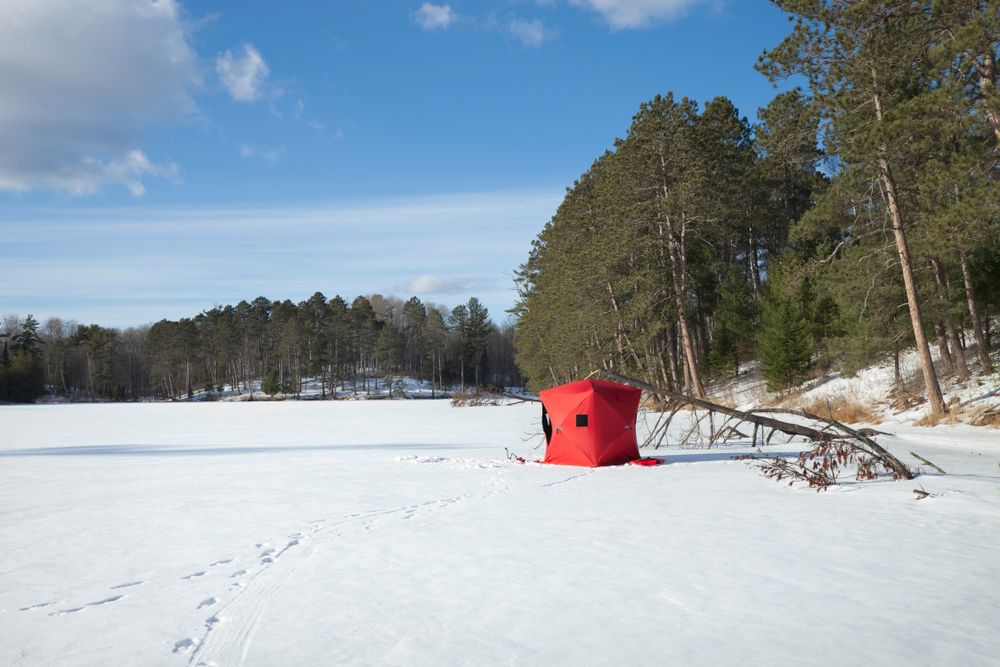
xmin=0 ymin=295 xmax=520 ymax=402
xmin=514 ymin=0 xmax=999 ymax=417
xmin=3 ymin=1 xmax=998 ymax=409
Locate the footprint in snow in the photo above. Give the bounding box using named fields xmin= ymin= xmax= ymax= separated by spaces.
xmin=172 ymin=638 xmax=200 ymax=654
xmin=111 ymin=580 xmax=144 ymax=590
xmin=181 ymin=571 xmax=207 ymax=580
xmin=18 ymin=602 xmax=54 ymax=612
xmin=197 ymin=597 xmax=217 ymax=609
xmin=230 ymin=569 xmax=247 ymax=578
xmin=209 ymin=559 xmax=232 ymax=567
xmin=49 ymin=595 xmax=124 ymax=616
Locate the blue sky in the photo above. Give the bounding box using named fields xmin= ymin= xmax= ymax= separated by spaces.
xmin=1 ymin=0 xmax=798 ymax=327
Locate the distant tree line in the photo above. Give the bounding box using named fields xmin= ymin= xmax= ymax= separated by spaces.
xmin=0 ymin=294 xmax=520 ymax=402
xmin=514 ymin=0 xmax=999 ymax=416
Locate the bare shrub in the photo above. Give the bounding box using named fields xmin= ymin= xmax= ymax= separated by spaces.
xmin=799 ymin=397 xmax=882 ymax=424
xmin=451 ymin=390 xmax=503 ymax=407
xmin=747 ymin=440 xmax=907 ymax=491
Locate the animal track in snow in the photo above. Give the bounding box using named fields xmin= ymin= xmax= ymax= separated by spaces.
xmin=197 ymin=597 xmax=217 ymax=609
xmin=49 ymin=595 xmax=123 ymax=616
xmin=181 ymin=571 xmax=207 ymax=580
xmin=111 ymin=580 xmax=144 ymax=590
xmin=209 ymin=559 xmax=232 ymax=567
xmin=230 ymin=569 xmax=247 ymax=578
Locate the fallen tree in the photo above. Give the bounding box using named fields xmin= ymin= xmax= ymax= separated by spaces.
xmin=597 ymin=370 xmax=913 ymax=486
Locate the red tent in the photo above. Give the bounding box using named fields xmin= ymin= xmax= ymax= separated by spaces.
xmin=539 ymin=379 xmax=642 ymax=467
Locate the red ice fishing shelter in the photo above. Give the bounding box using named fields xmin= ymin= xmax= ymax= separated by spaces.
xmin=539 ymin=379 xmax=642 ymax=467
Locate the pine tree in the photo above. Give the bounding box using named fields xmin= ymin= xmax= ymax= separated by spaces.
xmin=262 ymin=369 xmax=280 ymax=396
xmin=464 ymin=297 xmax=491 ymax=389
xmin=759 ymin=0 xmax=948 ymax=414
xmin=757 ymin=286 xmax=814 ymax=392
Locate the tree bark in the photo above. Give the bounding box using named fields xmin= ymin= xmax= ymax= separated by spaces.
xmin=960 ymin=251 xmax=993 ymax=373
xmin=930 ymin=257 xmax=968 ymax=379
xmin=935 ymin=322 xmax=954 ymax=374
xmin=872 ymin=83 xmax=946 ymax=416
xmin=661 ymin=211 xmax=705 ymax=399
xmin=975 ymin=52 xmax=1000 ymax=147
xmin=748 ymin=226 xmax=762 ymax=299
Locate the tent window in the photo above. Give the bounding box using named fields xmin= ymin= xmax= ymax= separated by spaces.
xmin=576 ymin=414 xmax=588 ymax=427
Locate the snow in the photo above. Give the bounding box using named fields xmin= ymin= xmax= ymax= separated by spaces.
xmin=1 ymin=401 xmax=998 ymax=666
xmin=179 ymin=374 xmax=510 ymax=402
xmin=714 ymin=343 xmax=1000 ymax=424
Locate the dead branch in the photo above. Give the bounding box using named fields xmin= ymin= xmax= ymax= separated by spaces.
xmin=598 ymin=370 xmax=913 ymax=483
xmin=503 ymin=392 xmax=540 ymax=404
xmin=909 ymin=451 xmax=946 ymax=474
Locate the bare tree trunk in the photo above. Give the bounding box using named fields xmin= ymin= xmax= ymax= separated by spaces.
xmin=607 ymin=281 xmax=644 ymax=371
xmin=930 ymin=257 xmax=968 ymax=379
xmin=748 ymin=226 xmax=762 ymax=299
xmin=935 ymin=322 xmax=954 ymax=375
xmin=661 ymin=211 xmax=705 ymax=398
xmin=665 ymin=323 xmax=680 ymax=390
xmin=872 ymin=83 xmax=946 ymax=416
xmin=975 ymin=53 xmax=1000 ymax=147
xmin=893 ymin=340 xmax=902 ymax=386
xmin=960 ymin=251 xmax=993 ymax=372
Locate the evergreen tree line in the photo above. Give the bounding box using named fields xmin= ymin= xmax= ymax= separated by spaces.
xmin=0 ymin=294 xmax=520 ymax=402
xmin=514 ymin=0 xmax=999 ymax=414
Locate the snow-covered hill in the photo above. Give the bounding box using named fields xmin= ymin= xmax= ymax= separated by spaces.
xmin=711 ymin=344 xmax=1000 ymax=426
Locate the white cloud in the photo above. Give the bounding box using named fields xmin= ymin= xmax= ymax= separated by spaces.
xmin=216 ymin=44 xmax=269 ymax=102
xmin=0 ymin=0 xmax=199 ymax=196
xmin=508 ymin=18 xmax=553 ymax=47
xmin=239 ymin=144 xmax=284 ymax=163
xmin=569 ymin=0 xmax=706 ymax=29
xmin=408 ymin=274 xmax=491 ymax=295
xmin=413 ymin=3 xmax=457 ymax=31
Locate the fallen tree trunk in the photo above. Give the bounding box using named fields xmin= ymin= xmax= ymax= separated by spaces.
xmin=598 ymin=370 xmax=913 ymax=482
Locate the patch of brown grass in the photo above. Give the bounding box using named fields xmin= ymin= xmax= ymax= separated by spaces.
xmin=799 ymin=397 xmax=883 ymax=425
xmin=915 ymin=410 xmax=943 ymax=427
xmin=970 ymin=405 xmax=1000 ymax=428
xmin=915 ymin=404 xmax=969 ymax=426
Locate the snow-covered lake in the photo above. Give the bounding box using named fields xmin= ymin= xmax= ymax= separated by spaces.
xmin=1 ymin=401 xmax=998 ymax=666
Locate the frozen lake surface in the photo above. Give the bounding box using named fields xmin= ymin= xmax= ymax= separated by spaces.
xmin=1 ymin=401 xmax=998 ymax=666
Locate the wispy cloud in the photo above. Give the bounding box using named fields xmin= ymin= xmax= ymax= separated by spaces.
xmin=239 ymin=144 xmax=285 ymax=163
xmin=568 ymin=0 xmax=707 ymax=29
xmin=0 ymin=189 xmax=562 ymax=327
xmin=508 ymin=18 xmax=554 ymax=47
xmin=0 ymin=0 xmax=198 ymax=196
xmin=216 ymin=43 xmax=270 ymax=102
xmin=413 ymin=3 xmax=457 ymax=31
